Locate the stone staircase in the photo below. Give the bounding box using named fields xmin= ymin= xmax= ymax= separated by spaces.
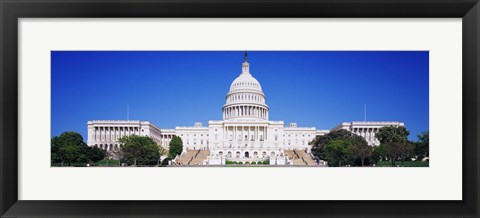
xmin=285 ymin=149 xmax=316 ymax=165
xmin=176 ymin=149 xmax=210 ymax=165
xmin=175 ymin=149 xmax=197 ymax=165
xmin=285 ymin=150 xmax=305 ymax=165
xmin=190 ymin=150 xmax=209 ymax=165
xmin=296 ymin=150 xmax=317 ymax=165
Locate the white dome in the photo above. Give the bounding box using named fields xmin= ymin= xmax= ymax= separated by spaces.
xmin=229 ymin=69 xmax=263 ymax=93
xmin=222 ymin=52 xmax=269 ymax=121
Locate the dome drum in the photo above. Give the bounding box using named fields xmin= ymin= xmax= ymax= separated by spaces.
xmin=223 ymin=104 xmax=269 ymax=120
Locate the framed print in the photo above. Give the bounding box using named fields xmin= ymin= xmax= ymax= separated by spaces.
xmin=1 ymin=0 xmax=479 ymax=217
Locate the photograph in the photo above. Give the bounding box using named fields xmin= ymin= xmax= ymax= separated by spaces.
xmin=51 ymin=51 xmax=429 ymax=167
xmin=3 ymin=0 xmax=477 ymax=216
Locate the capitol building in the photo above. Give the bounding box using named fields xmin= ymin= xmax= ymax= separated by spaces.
xmin=87 ymin=52 xmax=404 ymax=166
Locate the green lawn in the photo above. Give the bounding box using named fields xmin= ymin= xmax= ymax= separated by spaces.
xmin=375 ymin=161 xmax=429 ymax=167
xmin=51 ymin=162 xmax=88 ymax=167
xmin=51 ymin=160 xmax=121 ymax=167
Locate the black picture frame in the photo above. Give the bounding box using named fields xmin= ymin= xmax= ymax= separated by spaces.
xmin=1 ymin=0 xmax=479 ymax=217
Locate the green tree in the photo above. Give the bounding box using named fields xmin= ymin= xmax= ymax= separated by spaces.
xmin=350 ymin=143 xmax=373 ymax=166
xmin=119 ymin=135 xmax=160 ymax=166
xmin=311 ymin=129 xmax=368 ymax=166
xmin=168 ymin=136 xmax=183 ymax=159
xmin=51 ymin=131 xmax=106 ymax=166
xmin=371 ymin=144 xmax=387 ymax=165
xmin=51 ymin=132 xmax=86 ymax=166
xmin=376 ymin=126 xmax=410 ymax=166
xmin=83 ymin=146 xmax=106 ymax=164
xmin=398 ymin=141 xmax=415 ymax=166
xmin=376 ymin=126 xmax=409 ymax=145
xmin=414 ymin=131 xmax=429 ymax=160
xmin=324 ymin=140 xmax=352 ymax=167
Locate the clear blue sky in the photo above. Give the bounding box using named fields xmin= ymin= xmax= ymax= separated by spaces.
xmin=51 ymin=51 xmax=429 ymax=141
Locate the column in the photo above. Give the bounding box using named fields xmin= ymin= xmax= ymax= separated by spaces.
xmin=263 ymin=127 xmax=268 ymax=141
xmin=243 ymin=126 xmax=246 ymax=141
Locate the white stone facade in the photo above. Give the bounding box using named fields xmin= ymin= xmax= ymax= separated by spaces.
xmin=87 ymin=120 xmax=162 ymax=151
xmin=86 ymin=52 xmax=405 ymax=165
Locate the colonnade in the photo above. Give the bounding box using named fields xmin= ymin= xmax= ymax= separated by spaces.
xmin=223 ymin=105 xmax=269 ymax=120
xmin=92 ymin=126 xmax=139 ymax=142
xmin=222 ymin=125 xmax=268 ymax=142
xmin=95 ymin=143 xmax=119 ymax=151
xmin=352 ymin=127 xmax=380 ymax=145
